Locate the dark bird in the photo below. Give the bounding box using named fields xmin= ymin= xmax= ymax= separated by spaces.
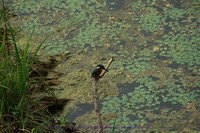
xmin=91 ymin=64 xmax=108 ymax=80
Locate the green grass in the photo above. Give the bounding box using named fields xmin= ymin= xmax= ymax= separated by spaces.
xmin=0 ymin=1 xmax=50 ymax=132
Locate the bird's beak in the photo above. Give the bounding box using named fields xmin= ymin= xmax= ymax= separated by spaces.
xmin=103 ymin=68 xmax=108 ymax=72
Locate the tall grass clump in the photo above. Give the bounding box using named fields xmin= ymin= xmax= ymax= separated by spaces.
xmin=0 ymin=1 xmax=30 ymax=131
xmin=0 ymin=1 xmax=48 ymax=132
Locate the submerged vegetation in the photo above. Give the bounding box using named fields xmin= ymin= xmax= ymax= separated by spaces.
xmin=1 ymin=0 xmax=200 ymax=132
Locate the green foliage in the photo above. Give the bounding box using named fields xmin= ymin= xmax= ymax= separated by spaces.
xmin=114 ymin=49 xmax=154 ymax=74
xmin=0 ymin=2 xmax=29 ymax=118
xmin=164 ymin=7 xmax=186 ymax=20
xmin=139 ymin=12 xmax=162 ymax=33
xmin=0 ymin=3 xmax=48 ymax=132
xmin=70 ymin=22 xmax=102 ymax=48
xmin=124 ymin=59 xmax=152 ymax=74
xmin=69 ymin=20 xmax=131 ymax=48
xmin=101 ymin=77 xmax=199 ymax=132
xmin=66 ymin=0 xmax=86 ymax=15
xmin=9 ymin=0 xmax=133 ymax=55
xmin=157 ymin=5 xmax=200 ymax=74
xmin=132 ymin=0 xmax=157 ymax=11
xmin=164 ymin=81 xmax=198 ymax=105
xmin=9 ymin=0 xmax=200 ymax=74
xmin=12 ymin=0 xmax=69 ymax=13
xmin=132 ymin=0 xmax=146 ymax=10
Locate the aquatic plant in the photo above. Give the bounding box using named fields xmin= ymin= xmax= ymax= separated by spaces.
xmin=101 ymin=76 xmax=199 ymax=132
xmin=124 ymin=59 xmax=152 ymax=74
xmin=163 ymin=7 xmax=186 ymax=21
xmin=139 ymin=12 xmax=162 ymax=33
xmin=132 ymin=0 xmax=146 ymax=10
xmin=156 ymin=4 xmax=200 ymax=74
xmin=70 ymin=21 xmax=102 ymax=48
xmin=132 ymin=0 xmax=157 ymax=11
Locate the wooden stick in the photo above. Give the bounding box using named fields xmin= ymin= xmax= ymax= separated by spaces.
xmin=100 ymin=57 xmax=115 ymax=78
xmin=92 ymin=80 xmax=103 ymax=133
xmin=92 ymin=57 xmax=115 ymax=133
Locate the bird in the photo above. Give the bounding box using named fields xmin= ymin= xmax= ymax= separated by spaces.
xmin=91 ymin=64 xmax=108 ymax=80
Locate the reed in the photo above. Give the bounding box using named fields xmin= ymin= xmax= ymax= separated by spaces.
xmin=0 ymin=1 xmax=48 ymax=132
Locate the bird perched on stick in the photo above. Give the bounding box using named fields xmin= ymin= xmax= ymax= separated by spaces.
xmin=91 ymin=64 xmax=108 ymax=80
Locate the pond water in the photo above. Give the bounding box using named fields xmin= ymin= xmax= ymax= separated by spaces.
xmin=8 ymin=0 xmax=200 ymax=132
